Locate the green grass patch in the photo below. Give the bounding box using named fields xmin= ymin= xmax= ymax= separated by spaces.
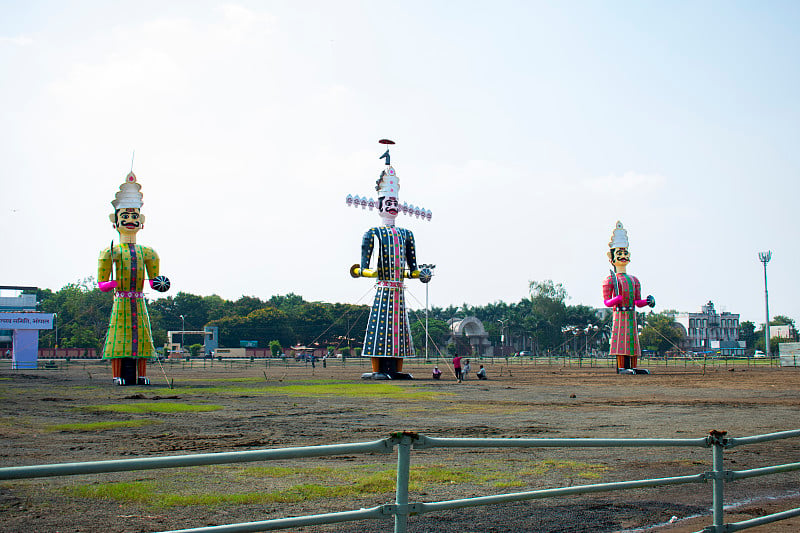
xmin=63 ymin=470 xmax=400 ymax=507
xmin=82 ymin=402 xmax=222 ymax=414
xmin=47 ymin=419 xmax=158 ymax=432
xmin=517 ymin=459 xmax=608 ymax=479
xmin=67 ymin=481 xmax=156 ymax=504
xmin=148 ymin=381 xmax=442 ymax=400
xmin=238 ymin=464 xmax=475 ymax=492
xmin=179 ymin=377 xmax=266 ymax=383
xmin=62 ymin=461 xmax=600 ymax=509
xmin=492 ymin=480 xmax=526 ymax=488
xmin=261 ymin=383 xmax=438 ymax=400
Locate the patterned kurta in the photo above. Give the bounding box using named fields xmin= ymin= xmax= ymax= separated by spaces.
xmin=361 ymin=225 xmax=417 ymax=358
xmin=603 ymin=273 xmax=642 ymax=357
xmin=98 ymin=243 xmax=159 ymax=359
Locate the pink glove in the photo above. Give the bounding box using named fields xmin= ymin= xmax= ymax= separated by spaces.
xmin=636 ymin=295 xmax=656 ymax=308
xmin=604 ymin=295 xmax=623 ymax=307
xmin=98 ymin=280 xmax=118 ymax=292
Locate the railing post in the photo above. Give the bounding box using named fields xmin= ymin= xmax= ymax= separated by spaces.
xmin=394 ymin=432 xmax=415 ymax=533
xmin=708 ymin=430 xmax=728 ymax=532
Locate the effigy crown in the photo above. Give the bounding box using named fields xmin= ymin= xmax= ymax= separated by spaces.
xmin=112 ymin=172 xmax=144 ymax=210
xmin=608 ymin=221 xmax=629 ymax=249
xmin=344 ymin=140 xmax=432 ymax=221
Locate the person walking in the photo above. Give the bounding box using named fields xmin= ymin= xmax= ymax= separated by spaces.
xmin=452 ymin=355 xmax=463 ymax=383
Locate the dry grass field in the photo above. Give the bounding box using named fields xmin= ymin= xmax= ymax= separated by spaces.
xmin=1 ymin=358 xmax=799 ymax=532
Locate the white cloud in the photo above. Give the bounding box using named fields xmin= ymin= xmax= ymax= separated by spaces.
xmin=0 ymin=35 xmax=33 ymax=46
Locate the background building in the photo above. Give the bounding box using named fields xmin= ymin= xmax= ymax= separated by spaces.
xmin=0 ymin=287 xmax=38 ymax=348
xmin=770 ymin=324 xmax=798 ymax=342
xmin=674 ymin=301 xmax=744 ymax=356
xmin=447 ymin=316 xmax=493 ymax=356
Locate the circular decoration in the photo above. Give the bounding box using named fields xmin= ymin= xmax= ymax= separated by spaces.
xmin=151 ymin=276 xmax=171 ymax=292
xmin=379 ymin=139 xmax=396 ymax=145
xmin=419 ymin=268 xmax=433 ymax=283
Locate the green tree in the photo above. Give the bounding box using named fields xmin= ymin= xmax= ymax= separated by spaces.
xmin=409 ymin=318 xmax=450 ymax=355
xmin=754 ymin=334 xmax=782 ymax=356
xmin=638 ymin=312 xmax=683 ymax=355
xmin=189 ymin=343 xmax=203 ymax=357
xmin=771 ymin=315 xmax=795 ymax=327
xmin=231 ymin=295 xmax=266 ymax=317
xmin=269 ymin=340 xmax=283 ymax=358
xmin=739 ymin=321 xmax=757 ymax=348
xmin=37 ymin=278 xmax=113 ymax=350
xmin=267 ymin=293 xmax=305 ymax=311
xmin=529 ymin=280 xmax=568 ymax=351
xmin=208 ymin=307 xmax=294 ymax=348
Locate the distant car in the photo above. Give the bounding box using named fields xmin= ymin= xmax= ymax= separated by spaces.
xmin=519 ymin=351 xmax=533 ymax=357
xmin=754 ymin=351 xmax=766 ymax=358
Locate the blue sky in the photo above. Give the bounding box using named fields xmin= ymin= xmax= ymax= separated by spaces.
xmin=1 ymin=1 xmax=798 ymax=326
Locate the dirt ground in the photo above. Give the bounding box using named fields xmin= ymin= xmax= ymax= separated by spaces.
xmin=1 ymin=358 xmax=799 ymax=533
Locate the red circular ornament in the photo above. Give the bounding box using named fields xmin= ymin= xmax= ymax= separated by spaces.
xmin=378 ymin=139 xmax=395 ymax=145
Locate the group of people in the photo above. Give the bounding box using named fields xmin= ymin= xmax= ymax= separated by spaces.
xmin=431 ymin=356 xmax=487 ymax=382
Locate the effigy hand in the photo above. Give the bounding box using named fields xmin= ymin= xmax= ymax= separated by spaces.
xmin=98 ymin=280 xmax=118 ymax=292
xmin=150 ymin=276 xmax=171 ymax=292
xmin=646 ymin=295 xmax=655 ymax=307
xmin=350 ymin=265 xmax=377 ymax=278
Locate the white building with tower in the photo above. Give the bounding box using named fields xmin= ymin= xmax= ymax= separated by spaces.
xmin=673 ymin=301 xmax=744 ymax=356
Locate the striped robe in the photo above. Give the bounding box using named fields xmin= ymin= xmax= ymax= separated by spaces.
xmin=603 ymin=273 xmax=642 ymax=358
xmin=360 ymin=225 xmax=417 ymax=358
xmin=98 ymin=243 xmax=159 ymax=359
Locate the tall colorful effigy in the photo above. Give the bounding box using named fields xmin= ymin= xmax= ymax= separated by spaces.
xmin=97 ymin=172 xmax=170 ymax=385
xmin=347 ymin=140 xmax=433 ymax=379
xmin=602 ymin=221 xmax=655 ymax=374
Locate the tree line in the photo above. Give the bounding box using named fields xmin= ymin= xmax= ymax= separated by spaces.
xmin=25 ymin=278 xmax=793 ymax=357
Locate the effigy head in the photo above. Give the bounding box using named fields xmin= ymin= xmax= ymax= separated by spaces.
xmin=375 ymin=162 xmax=400 ymax=223
xmin=607 ymin=221 xmax=630 ymax=269
xmin=109 ymin=171 xmax=145 ymax=235
xmin=344 ymin=140 xmax=432 ymax=223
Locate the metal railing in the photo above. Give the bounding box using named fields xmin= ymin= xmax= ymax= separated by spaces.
xmin=1 ymin=430 xmax=799 ymax=533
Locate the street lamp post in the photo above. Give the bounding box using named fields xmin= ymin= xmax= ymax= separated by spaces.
xmin=497 ymin=319 xmax=506 ymax=357
xmin=418 ymin=264 xmax=436 ymax=361
xmin=54 ymin=313 xmax=58 ymax=349
xmin=759 ymin=251 xmax=772 ymax=358
xmin=179 ymin=315 xmax=185 ymax=355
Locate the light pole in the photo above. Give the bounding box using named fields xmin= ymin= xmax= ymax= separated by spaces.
xmin=759 ymin=251 xmax=772 ymax=358
xmin=179 ymin=314 xmax=185 ymax=354
xmin=418 ymin=264 xmax=436 ymax=361
xmin=497 ymin=319 xmax=506 ymax=357
xmin=53 ymin=313 xmax=58 ymax=349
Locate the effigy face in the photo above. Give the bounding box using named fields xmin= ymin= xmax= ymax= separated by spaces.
xmin=610 ymin=247 xmax=630 ymax=269
xmin=115 ymin=208 xmax=144 ymax=237
xmin=380 ymin=197 xmax=399 ymax=220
